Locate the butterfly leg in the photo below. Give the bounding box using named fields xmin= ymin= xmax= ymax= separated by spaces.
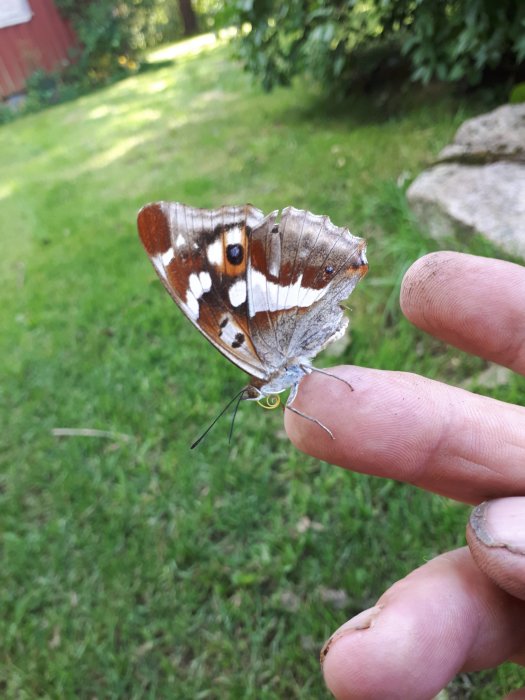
xmin=285 ymin=383 xmax=335 ymax=440
xmin=300 ymin=364 xmax=354 ymax=392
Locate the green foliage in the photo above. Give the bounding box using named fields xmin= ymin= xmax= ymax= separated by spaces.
xmin=510 ymin=81 xmax=525 ymax=102
xmin=0 ymin=70 xmax=83 ymax=123
xmin=222 ymin=0 xmax=525 ymax=91
xmin=55 ymin=0 xmax=178 ymax=86
xmin=24 ymin=69 xmax=82 ymax=110
xmin=402 ymin=0 xmax=525 ymax=85
xmin=53 ymin=0 xmax=217 ymax=89
xmin=0 ymin=103 xmax=15 ymax=125
xmin=193 ymin=0 xmax=227 ymax=31
xmin=1 ymin=38 xmax=524 ymax=697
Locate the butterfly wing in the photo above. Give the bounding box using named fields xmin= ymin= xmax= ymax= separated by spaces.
xmin=246 ymin=206 xmax=368 ymax=370
xmin=138 ymin=201 xmax=268 ymax=379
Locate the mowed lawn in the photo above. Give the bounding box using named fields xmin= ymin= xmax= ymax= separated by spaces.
xmin=1 ymin=34 xmax=524 ymax=699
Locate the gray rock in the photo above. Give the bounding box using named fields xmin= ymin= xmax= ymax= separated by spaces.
xmin=438 ymin=103 xmax=525 ymax=164
xmin=461 ymin=363 xmax=512 ymax=391
xmin=407 ymin=104 xmax=525 ymax=259
xmin=407 ymin=162 xmax=525 ymax=256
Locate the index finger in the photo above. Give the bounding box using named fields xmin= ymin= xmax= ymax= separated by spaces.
xmin=284 ymin=366 xmax=525 ymax=503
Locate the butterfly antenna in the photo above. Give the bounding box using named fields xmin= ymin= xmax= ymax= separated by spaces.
xmin=228 ymin=387 xmax=246 ymax=445
xmin=191 ymin=387 xmax=248 ymax=449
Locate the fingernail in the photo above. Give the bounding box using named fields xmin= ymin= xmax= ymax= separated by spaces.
xmin=320 ymin=604 xmax=382 ymax=667
xmin=470 ymin=498 xmax=525 ymax=555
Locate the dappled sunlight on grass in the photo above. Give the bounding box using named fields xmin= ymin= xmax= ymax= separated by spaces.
xmin=0 ymin=180 xmax=15 ymax=201
xmin=85 ymin=134 xmax=153 ymax=170
xmin=0 ymin=46 xmax=239 ymax=186
xmin=194 ymin=88 xmax=235 ymax=107
xmin=147 ymin=30 xmax=235 ymax=63
xmin=146 ymin=79 xmax=169 ymax=94
xmin=87 ymin=104 xmax=115 ymax=120
xmin=123 ymin=107 xmax=163 ymax=125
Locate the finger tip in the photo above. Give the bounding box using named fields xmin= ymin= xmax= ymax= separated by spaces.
xmin=400 ymin=251 xmax=454 ymax=321
xmin=321 ymin=607 xmax=384 ymax=699
xmin=467 ymin=498 xmax=525 ymax=600
xmin=320 ymin=606 xmax=447 ymax=700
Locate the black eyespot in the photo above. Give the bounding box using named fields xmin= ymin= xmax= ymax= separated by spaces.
xmin=232 ymin=332 xmax=245 ymax=349
xmin=226 ymin=244 xmax=244 ymax=266
xmin=325 ymin=265 xmax=335 ymax=275
xmin=220 ymin=318 xmax=228 ymax=328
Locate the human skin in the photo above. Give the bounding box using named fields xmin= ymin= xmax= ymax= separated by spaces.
xmin=284 ymin=252 xmax=525 ymax=700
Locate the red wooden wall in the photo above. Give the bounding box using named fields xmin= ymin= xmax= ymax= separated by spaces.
xmin=0 ymin=0 xmax=76 ymax=99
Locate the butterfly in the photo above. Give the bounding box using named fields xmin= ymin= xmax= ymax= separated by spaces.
xmin=137 ymin=202 xmax=368 ymax=445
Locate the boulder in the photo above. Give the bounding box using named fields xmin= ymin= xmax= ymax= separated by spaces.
xmin=438 ymin=103 xmax=525 ymax=164
xmin=407 ymin=104 xmax=525 ymax=259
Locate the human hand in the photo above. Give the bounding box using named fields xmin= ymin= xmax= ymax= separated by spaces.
xmin=285 ymin=252 xmax=525 ymax=699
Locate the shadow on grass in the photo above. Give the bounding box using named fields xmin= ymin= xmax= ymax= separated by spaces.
xmin=137 ymin=59 xmax=177 ymax=75
xmin=291 ymin=79 xmax=501 ymax=129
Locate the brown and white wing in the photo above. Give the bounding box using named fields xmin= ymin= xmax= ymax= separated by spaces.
xmin=246 ymin=207 xmax=368 ymax=369
xmin=137 ymin=201 xmax=267 ymax=379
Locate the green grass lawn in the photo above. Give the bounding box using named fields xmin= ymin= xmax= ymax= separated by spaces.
xmin=1 ymin=34 xmax=524 ymax=699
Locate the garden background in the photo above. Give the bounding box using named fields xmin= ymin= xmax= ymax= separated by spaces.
xmin=2 ymin=1 xmax=525 ymax=697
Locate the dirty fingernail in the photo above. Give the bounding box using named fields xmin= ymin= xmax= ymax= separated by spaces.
xmin=320 ymin=604 xmax=382 ymax=667
xmin=470 ymin=498 xmax=525 ymax=554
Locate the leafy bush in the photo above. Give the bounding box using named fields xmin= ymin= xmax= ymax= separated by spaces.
xmin=0 ymin=103 xmax=14 ymax=125
xmin=222 ymin=0 xmax=525 ymax=91
xmin=55 ymin=0 xmax=174 ymax=86
xmin=54 ymin=1 xmax=223 ymax=88
xmin=0 ymin=69 xmax=83 ymax=124
xmin=510 ymin=82 xmax=525 ymax=103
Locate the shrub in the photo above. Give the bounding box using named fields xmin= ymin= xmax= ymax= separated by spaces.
xmin=222 ymin=0 xmax=525 ymax=92
xmin=510 ymin=82 xmax=525 ymax=103
xmin=55 ymin=0 xmax=161 ymax=86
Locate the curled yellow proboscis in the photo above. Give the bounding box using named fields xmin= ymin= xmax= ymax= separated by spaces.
xmin=257 ymin=395 xmax=281 ymax=410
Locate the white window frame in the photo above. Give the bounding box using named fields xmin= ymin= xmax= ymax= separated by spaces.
xmin=0 ymin=0 xmax=33 ymax=29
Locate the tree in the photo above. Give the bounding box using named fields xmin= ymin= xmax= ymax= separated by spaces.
xmin=178 ymin=0 xmax=199 ymax=36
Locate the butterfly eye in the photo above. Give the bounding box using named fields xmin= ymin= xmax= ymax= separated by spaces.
xmin=325 ymin=265 xmax=335 ymax=275
xmin=226 ymin=244 xmax=244 ymax=265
